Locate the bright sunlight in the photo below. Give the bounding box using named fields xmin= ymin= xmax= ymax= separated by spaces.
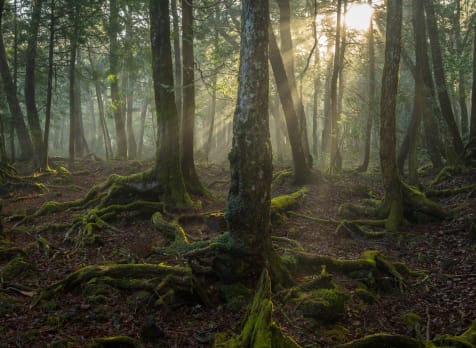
xmin=344 ymin=3 xmax=374 ymax=32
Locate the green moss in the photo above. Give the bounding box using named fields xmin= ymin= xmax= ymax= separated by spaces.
xmin=295 ymin=285 xmax=349 ymax=323
xmin=433 ymin=319 xmax=476 ymax=347
xmin=89 ymin=336 xmax=144 ymax=348
xmin=1 ymin=256 xmax=35 ymax=280
xmin=318 ymin=324 xmax=350 ymax=343
xmin=221 ymin=283 xmax=252 ymax=312
xmin=271 ymin=187 xmax=309 ymax=214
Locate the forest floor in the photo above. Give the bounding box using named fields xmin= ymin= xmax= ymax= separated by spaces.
xmin=0 ymin=159 xmax=475 ymax=347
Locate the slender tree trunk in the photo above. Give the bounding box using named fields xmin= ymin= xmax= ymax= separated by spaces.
xmin=171 ymin=0 xmax=182 ymax=120
xmin=424 ymin=0 xmax=464 ymax=156
xmin=329 ymin=0 xmax=342 ymax=174
xmin=358 ymin=1 xmax=375 ymax=172
xmin=226 ymin=0 xmax=272 ymax=282
xmin=0 ymin=0 xmax=33 ymax=160
xmin=470 ymin=22 xmax=476 ymax=140
xmin=24 ymin=0 xmax=45 ymax=167
xmin=421 ymin=14 xmax=444 ymax=169
xmin=276 ymin=0 xmax=312 ymax=169
xmin=74 ymin=64 xmax=89 ymax=157
xmin=43 ymin=0 xmax=55 ymax=169
xmin=205 ymin=2 xmax=220 ymax=164
xmin=269 ymin=29 xmax=312 ymax=183
xmin=407 ymin=0 xmax=425 ymax=186
xmin=321 ymin=61 xmax=333 ymax=158
xmin=87 ymin=47 xmax=113 ymax=160
xmin=380 ymin=0 xmax=403 ymax=231
xmin=181 ymin=0 xmax=204 ymax=194
xmin=312 ymin=48 xmax=320 ymax=159
xmin=68 ymin=5 xmax=79 ymax=165
xmin=137 ymin=98 xmax=149 ymax=159
xmin=125 ymin=8 xmax=137 ymax=160
xmin=455 ymin=0 xmax=469 ymax=139
xmin=110 ymin=0 xmax=127 ymax=159
xmin=149 ymin=0 xmax=190 ymax=205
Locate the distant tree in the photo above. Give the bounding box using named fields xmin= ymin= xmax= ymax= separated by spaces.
xmin=424 ymin=0 xmax=464 ymax=157
xmin=0 ymin=0 xmax=33 ymax=160
xmin=109 ymin=0 xmax=127 ymax=159
xmin=24 ymin=0 xmax=45 ymax=168
xmin=357 ymin=0 xmax=376 ymax=172
xmin=181 ymin=0 xmax=206 ymax=194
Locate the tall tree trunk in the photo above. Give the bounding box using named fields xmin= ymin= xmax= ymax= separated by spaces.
xmin=455 ymin=0 xmax=469 ymax=139
xmin=269 ymin=29 xmax=312 ymax=184
xmin=358 ymin=0 xmax=375 ymax=172
xmin=137 ymin=98 xmax=149 ymax=159
xmin=43 ymin=0 xmax=55 ymax=169
xmin=125 ymin=8 xmax=137 ymax=160
xmin=171 ymin=0 xmax=182 ymax=120
xmin=74 ymin=63 xmax=89 ymax=157
xmin=329 ymin=0 xmax=342 ymax=174
xmin=407 ymin=0 xmax=425 ymax=186
xmin=380 ymin=0 xmax=403 ymax=231
xmin=225 ymin=0 xmax=272 ymax=282
xmin=470 ymin=21 xmax=476 ymax=141
xmin=312 ymin=47 xmax=320 ymax=159
xmin=87 ymin=47 xmax=113 ymax=160
xmin=276 ymin=0 xmax=312 ymax=169
xmin=110 ymin=0 xmax=127 ymax=159
xmin=0 ymin=0 xmax=33 ymax=160
xmin=68 ymin=5 xmax=79 ymax=165
xmin=424 ymin=0 xmax=464 ymax=156
xmin=181 ymin=0 xmax=205 ymax=194
xmin=24 ymin=0 xmax=45 ymax=167
xmin=321 ymin=60 xmax=333 ymax=159
xmin=149 ymin=0 xmax=190 ymax=205
xmin=205 ymin=2 xmax=220 ymax=164
xmin=421 ymin=13 xmax=445 ymax=169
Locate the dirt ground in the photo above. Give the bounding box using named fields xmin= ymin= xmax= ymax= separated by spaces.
xmin=1 ymin=158 xmax=475 ymax=347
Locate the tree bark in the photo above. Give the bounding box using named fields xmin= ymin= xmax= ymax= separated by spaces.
xmin=380 ymin=0 xmax=403 ymax=231
xmin=470 ymin=20 xmax=476 ymax=141
xmin=276 ymin=0 xmax=312 ymax=169
xmin=424 ymin=0 xmax=464 ymax=156
xmin=110 ymin=0 xmax=127 ymax=159
xmin=455 ymin=0 xmax=469 ymax=139
xmin=0 ymin=0 xmax=33 ymax=160
xmin=137 ymin=98 xmax=149 ymax=159
xmin=24 ymin=0 xmax=45 ymax=167
xmin=181 ymin=0 xmax=204 ymax=194
xmin=43 ymin=0 xmax=55 ymax=169
xmin=358 ymin=0 xmax=375 ymax=172
xmin=149 ymin=0 xmax=190 ymax=205
xmin=171 ymin=0 xmax=182 ymax=121
xmin=329 ymin=0 xmax=342 ymax=174
xmin=125 ymin=7 xmax=137 ymax=160
xmin=269 ymin=29 xmax=312 ymax=184
xmin=407 ymin=0 xmax=425 ymax=186
xmin=226 ymin=0 xmax=272 ymax=281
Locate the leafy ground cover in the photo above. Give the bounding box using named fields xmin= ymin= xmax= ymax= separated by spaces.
xmin=1 ymin=159 xmax=475 ymax=347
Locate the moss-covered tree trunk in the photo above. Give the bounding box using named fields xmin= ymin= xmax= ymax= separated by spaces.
xmin=225 ymin=0 xmax=272 ymax=282
xmin=0 ymin=0 xmax=33 ymax=161
xmin=379 ymin=0 xmax=404 ymax=231
xmin=149 ymin=0 xmax=190 ymax=206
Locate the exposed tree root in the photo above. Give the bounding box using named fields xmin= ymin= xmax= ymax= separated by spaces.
xmin=215 ymin=269 xmax=301 ymax=348
xmin=35 ymin=263 xmax=195 ymax=307
xmin=336 ymin=333 xmax=421 ymax=348
xmin=433 ymin=318 xmax=476 ymax=347
xmin=0 ymin=163 xmax=46 ymax=195
xmin=90 ymin=336 xmax=144 ymax=348
xmin=283 ymin=250 xmax=415 ymax=291
xmin=426 ymin=183 xmax=476 ymax=197
xmin=338 ymin=183 xmax=446 ymax=229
